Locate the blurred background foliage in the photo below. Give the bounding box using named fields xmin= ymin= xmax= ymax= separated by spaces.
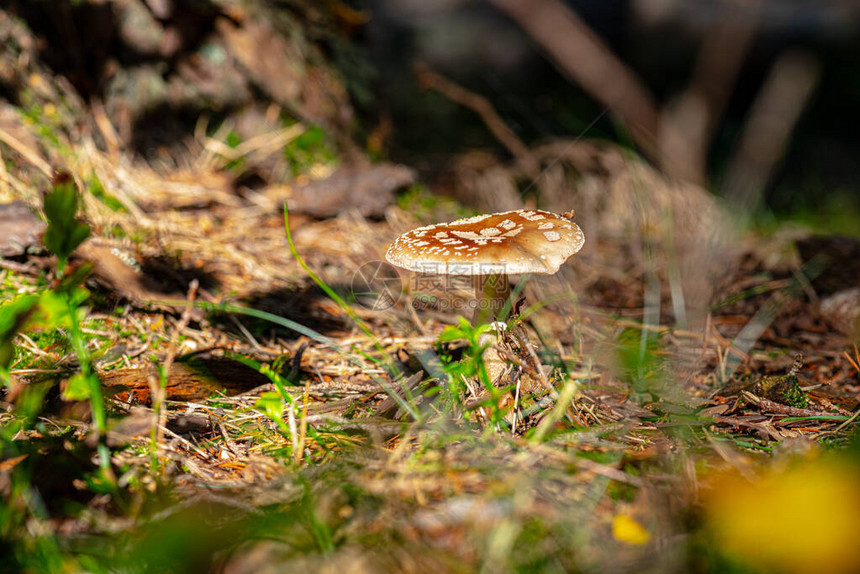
xmin=1 ymin=0 xmax=857 ymax=226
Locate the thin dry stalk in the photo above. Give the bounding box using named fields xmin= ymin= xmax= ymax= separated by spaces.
xmin=90 ymin=99 xmax=121 ymax=158
xmin=843 ymin=345 xmax=860 ymax=376
xmin=0 ymin=145 xmax=10 ymax=198
xmin=723 ymin=51 xmax=820 ymax=214
xmin=295 ymin=379 xmax=311 ymax=465
xmin=150 ymin=280 xmax=199 ymax=459
xmin=0 ymin=125 xmax=53 ymax=176
xmin=660 ymin=6 xmax=760 ymax=183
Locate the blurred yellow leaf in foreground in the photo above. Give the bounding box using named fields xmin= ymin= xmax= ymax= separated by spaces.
xmin=705 ymin=457 xmax=860 ymax=574
xmin=612 ymin=514 xmax=651 ymax=545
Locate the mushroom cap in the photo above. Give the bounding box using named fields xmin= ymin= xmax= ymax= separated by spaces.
xmin=385 ymin=209 xmax=585 ymax=275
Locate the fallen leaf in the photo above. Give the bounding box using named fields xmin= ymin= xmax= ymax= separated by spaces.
xmin=705 ymin=457 xmax=860 ymax=574
xmin=612 ymin=514 xmax=650 ymax=545
xmin=0 ymin=201 xmax=45 ymax=257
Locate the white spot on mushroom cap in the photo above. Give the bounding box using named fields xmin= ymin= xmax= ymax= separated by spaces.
xmin=543 ymin=231 xmax=561 ymax=242
xmin=499 ymin=219 xmax=516 ymax=230
xmin=451 ymin=230 xmax=481 ymax=241
xmin=538 ymin=222 xmax=554 ymax=230
xmin=480 ymin=227 xmax=501 ymax=237
xmin=520 ymin=211 xmax=545 ymax=221
xmin=450 ymin=214 xmax=491 ymax=226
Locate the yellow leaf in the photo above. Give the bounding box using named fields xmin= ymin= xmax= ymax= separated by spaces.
xmin=612 ymin=514 xmax=650 ymax=545
xmin=705 ymin=458 xmax=860 ymax=574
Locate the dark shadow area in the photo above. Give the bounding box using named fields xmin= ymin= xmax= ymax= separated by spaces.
xmin=233 ymin=284 xmax=352 ymax=341
xmin=130 ymin=102 xmax=235 ymax=162
xmin=4 ymin=0 xmax=116 ymax=97
xmin=101 ymin=353 xmax=276 ymax=403
xmin=4 ymin=0 xmax=219 ymax=98
xmin=0 ymin=427 xmax=100 ymax=512
xmin=138 ymin=254 xmax=220 ymax=296
xmin=4 ymin=0 xmax=226 ymax=163
xmin=79 ymin=251 xmax=221 ymax=314
xmin=796 ymin=235 xmax=860 ymax=295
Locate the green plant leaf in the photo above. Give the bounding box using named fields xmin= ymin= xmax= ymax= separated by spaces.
xmin=437 ymin=325 xmax=468 ymax=343
xmin=55 ymin=262 xmax=93 ymax=294
xmin=0 ymin=295 xmax=39 ymax=370
xmin=255 ymin=391 xmax=285 ymax=420
xmin=63 ymin=373 xmax=93 ymax=401
xmin=29 ymin=291 xmax=73 ymax=330
xmin=42 ymin=174 xmax=91 ymax=270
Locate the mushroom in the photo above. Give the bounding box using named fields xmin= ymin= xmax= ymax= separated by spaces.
xmin=385 ymin=209 xmax=585 ymax=323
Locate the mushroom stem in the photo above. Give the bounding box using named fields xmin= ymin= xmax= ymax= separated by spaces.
xmin=473 ymin=273 xmax=512 ymax=324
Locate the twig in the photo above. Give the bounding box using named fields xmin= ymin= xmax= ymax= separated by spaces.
xmin=660 ymin=9 xmax=759 ymax=183
xmin=415 ymin=62 xmax=540 ymax=179
xmin=151 ymin=280 xmax=199 ymax=463
xmin=713 ymin=415 xmax=782 ymax=441
xmin=485 ymin=0 xmax=659 ymax=156
xmin=741 ymin=391 xmax=838 ymax=419
xmin=91 ymin=99 xmax=121 ymax=157
xmin=9 ymin=368 xmax=65 ymax=375
xmin=834 ymin=410 xmax=860 ymax=434
xmin=0 ymin=125 xmax=53 ymax=176
xmin=844 ymin=345 xmax=860 ymax=376
xmin=508 ymin=326 xmax=554 ymax=393
xmin=723 ymin=50 xmax=820 ymax=214
xmin=511 ymin=372 xmax=521 ymax=437
xmin=0 ymin=145 xmax=9 ymax=197
xmin=15 ymin=333 xmax=52 ymax=358
xmin=295 ymin=378 xmax=311 ymax=465
xmin=229 ymin=315 xmax=262 ymax=351
xmin=0 ymin=259 xmax=39 ymax=274
xmin=160 ymin=423 xmax=213 ymax=461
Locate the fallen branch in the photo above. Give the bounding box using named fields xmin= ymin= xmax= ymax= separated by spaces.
xmin=741 ymin=390 xmax=843 ymax=419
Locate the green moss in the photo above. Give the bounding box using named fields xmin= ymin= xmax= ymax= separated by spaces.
xmin=283 ymin=123 xmax=338 ymax=176
xmin=752 ymin=374 xmax=808 ymax=408
xmin=224 ymin=131 xmax=245 ymax=173
xmin=396 ymin=184 xmax=477 ymax=224
xmin=754 ymin=189 xmax=860 ymax=238
xmin=87 ymin=173 xmax=126 ymax=213
xmin=0 ymin=271 xmax=25 ymax=300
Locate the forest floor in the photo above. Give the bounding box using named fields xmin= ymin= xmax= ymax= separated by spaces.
xmin=2 ymin=109 xmax=860 ymax=574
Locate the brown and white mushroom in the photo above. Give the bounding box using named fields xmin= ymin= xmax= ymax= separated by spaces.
xmin=386 ymin=209 xmax=585 ymax=323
